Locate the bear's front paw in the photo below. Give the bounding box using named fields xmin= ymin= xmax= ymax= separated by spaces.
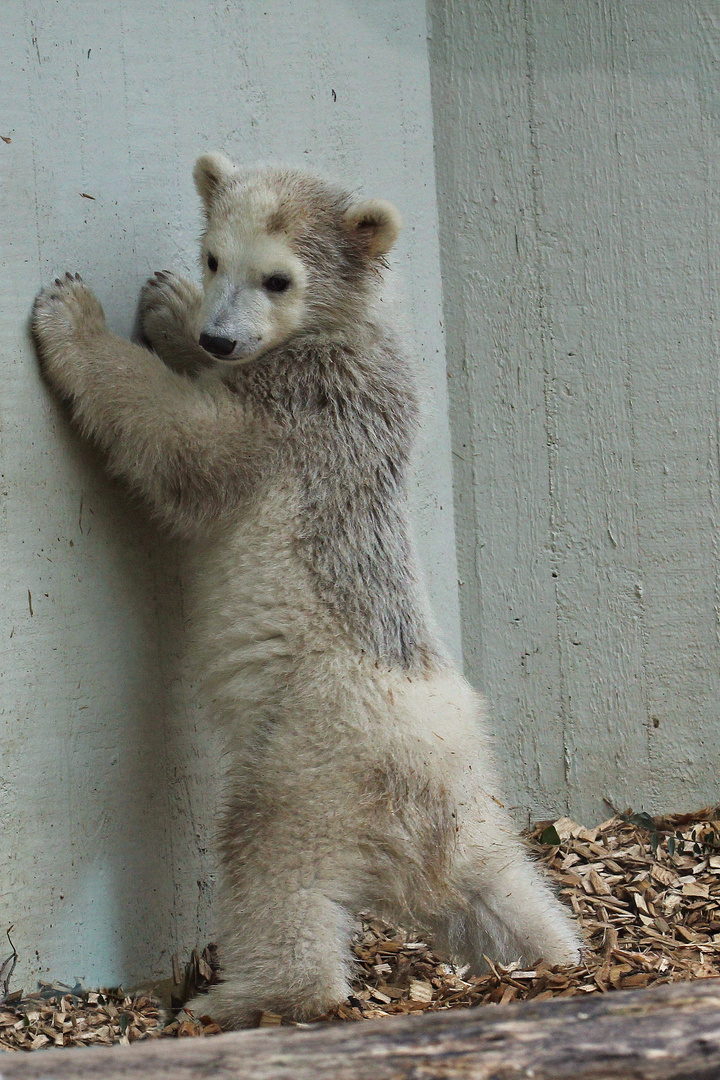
xmin=32 ymin=273 xmax=109 ymax=391
xmin=33 ymin=273 xmax=107 ymax=345
xmin=139 ymin=270 xmax=203 ymax=352
xmin=32 ymin=274 xmax=108 ymax=394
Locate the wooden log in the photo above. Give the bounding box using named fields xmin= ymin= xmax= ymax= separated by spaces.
xmin=2 ymin=979 xmax=720 ymax=1080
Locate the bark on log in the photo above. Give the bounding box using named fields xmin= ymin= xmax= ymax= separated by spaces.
xmin=2 ymin=979 xmax=720 ymax=1080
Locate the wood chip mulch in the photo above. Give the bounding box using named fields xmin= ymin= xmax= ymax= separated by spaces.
xmin=2 ymin=807 xmax=719 ymax=1049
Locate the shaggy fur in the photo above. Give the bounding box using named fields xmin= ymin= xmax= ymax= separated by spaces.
xmin=32 ymin=155 xmax=581 ymax=1028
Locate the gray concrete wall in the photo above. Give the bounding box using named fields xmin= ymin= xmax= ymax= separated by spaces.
xmin=0 ymin=0 xmax=459 ymax=990
xmin=429 ymin=0 xmax=720 ymax=826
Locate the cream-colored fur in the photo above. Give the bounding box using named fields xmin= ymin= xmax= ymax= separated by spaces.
xmin=32 ymin=157 xmax=581 ymax=1029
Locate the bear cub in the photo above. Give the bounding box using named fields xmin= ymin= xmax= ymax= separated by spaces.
xmin=32 ymin=153 xmax=581 ymax=1028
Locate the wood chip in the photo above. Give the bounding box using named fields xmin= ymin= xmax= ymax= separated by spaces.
xmin=588 ymin=869 xmax=612 ymax=896
xmin=651 ymin=864 xmax=680 ymax=888
xmin=408 ymin=980 xmax=433 ymax=1002
xmin=682 ymin=881 xmax=710 ymax=899
xmin=2 ymin=807 xmax=719 ymax=1049
xmin=258 ymin=1012 xmax=283 ymax=1026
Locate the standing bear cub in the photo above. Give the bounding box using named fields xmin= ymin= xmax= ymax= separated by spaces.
xmin=32 ymin=153 xmax=581 ymax=1027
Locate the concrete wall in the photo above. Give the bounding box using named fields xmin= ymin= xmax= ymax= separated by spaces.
xmin=429 ymin=0 xmax=720 ymax=826
xmin=0 ymin=0 xmax=459 ymax=990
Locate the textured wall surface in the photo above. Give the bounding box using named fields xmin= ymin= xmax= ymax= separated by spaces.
xmin=0 ymin=0 xmax=459 ymax=988
xmin=429 ymin=0 xmax=720 ymax=825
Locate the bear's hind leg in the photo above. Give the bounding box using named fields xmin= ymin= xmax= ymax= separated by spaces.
xmin=430 ymin=819 xmax=582 ymax=972
xmin=185 ymin=882 xmax=355 ymax=1028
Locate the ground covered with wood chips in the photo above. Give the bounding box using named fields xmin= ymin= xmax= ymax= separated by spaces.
xmin=2 ymin=808 xmax=719 ymax=1050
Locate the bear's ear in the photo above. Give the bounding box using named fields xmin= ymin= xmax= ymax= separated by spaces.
xmin=193 ymin=152 xmax=239 ymax=211
xmin=343 ymin=199 xmax=402 ymax=258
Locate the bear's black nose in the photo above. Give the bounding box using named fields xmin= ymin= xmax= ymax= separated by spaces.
xmin=199 ymin=333 xmax=237 ymax=358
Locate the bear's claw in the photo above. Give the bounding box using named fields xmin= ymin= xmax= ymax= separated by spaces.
xmin=32 ymin=273 xmax=106 ymax=342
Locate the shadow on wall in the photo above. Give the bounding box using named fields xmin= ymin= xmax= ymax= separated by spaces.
xmin=17 ymin=397 xmax=218 ymax=989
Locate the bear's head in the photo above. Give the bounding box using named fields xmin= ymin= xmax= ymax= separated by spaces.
xmin=193 ymin=152 xmax=402 ymax=363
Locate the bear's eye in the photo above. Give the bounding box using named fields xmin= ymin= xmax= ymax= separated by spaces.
xmin=207 ymin=253 xmax=218 ymax=273
xmin=263 ymin=273 xmax=291 ymax=294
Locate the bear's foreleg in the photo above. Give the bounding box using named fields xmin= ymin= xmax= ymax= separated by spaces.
xmin=32 ymin=274 xmax=269 ymax=529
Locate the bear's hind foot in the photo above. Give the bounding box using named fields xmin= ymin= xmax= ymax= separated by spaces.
xmin=183 ymin=976 xmax=350 ymax=1030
